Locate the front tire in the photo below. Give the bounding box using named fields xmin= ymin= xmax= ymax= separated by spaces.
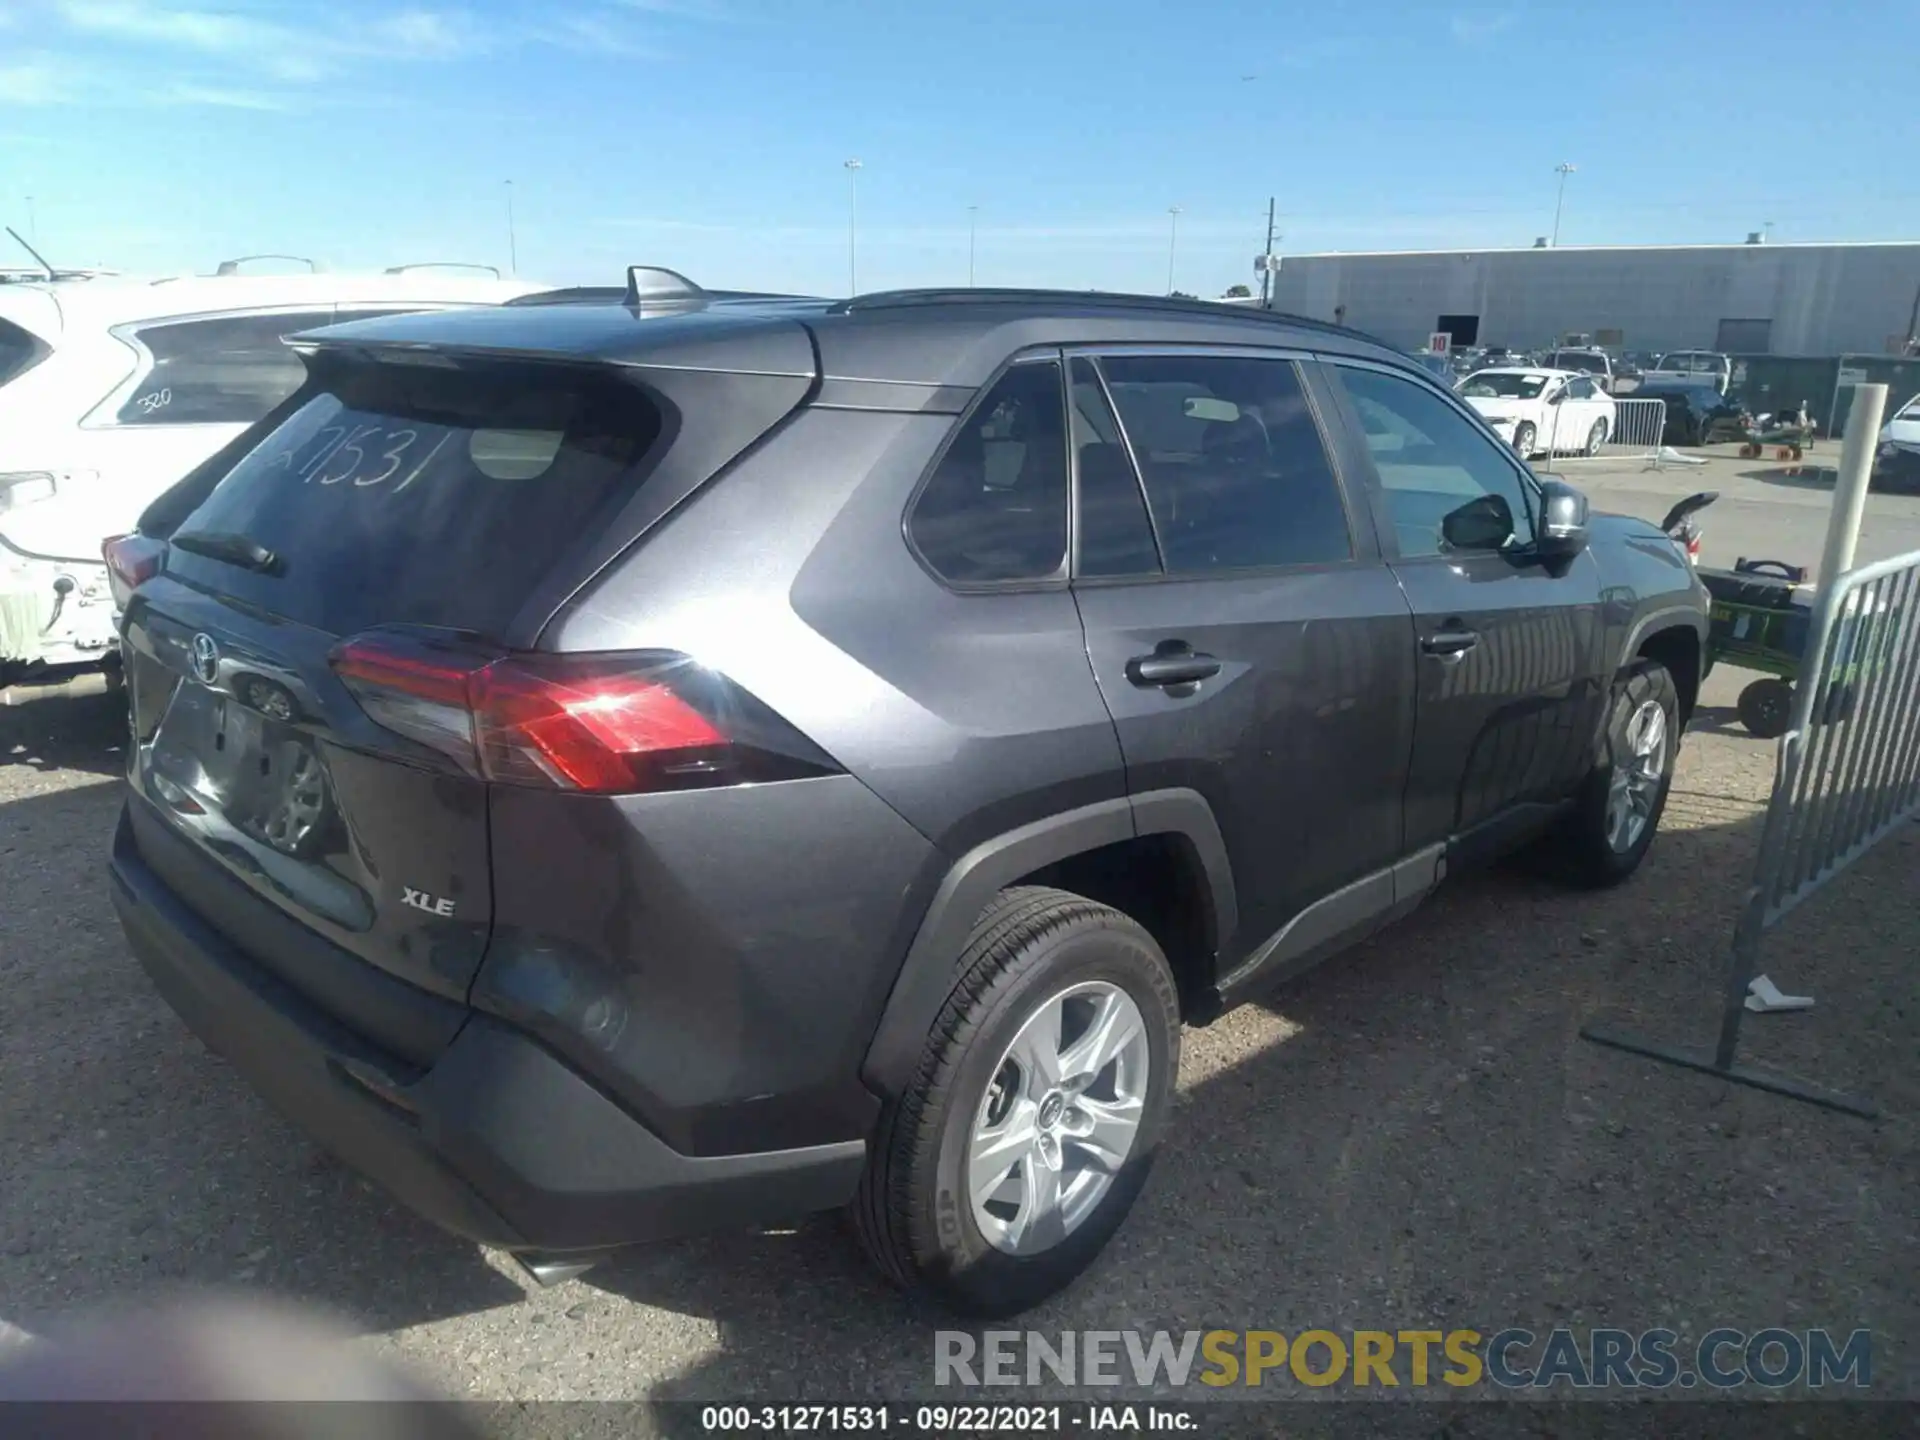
xmin=1511 ymin=421 xmax=1537 ymax=458
xmin=1584 ymin=419 xmax=1608 ymax=456
xmin=853 ymin=886 xmax=1179 ymax=1317
xmin=1555 ymin=660 xmax=1680 ymax=886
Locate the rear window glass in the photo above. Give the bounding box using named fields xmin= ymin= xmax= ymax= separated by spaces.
xmin=167 ymin=358 xmax=662 ymax=638
xmin=0 ymin=318 xmax=48 ymax=388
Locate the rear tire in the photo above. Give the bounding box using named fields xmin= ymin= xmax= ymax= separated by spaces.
xmin=1554 ymin=660 xmax=1680 ymax=887
xmin=853 ymin=886 xmax=1179 ymax=1317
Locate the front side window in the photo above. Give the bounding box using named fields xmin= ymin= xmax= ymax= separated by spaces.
xmin=908 ymin=359 xmax=1069 ymax=585
xmin=110 ymin=311 xmax=327 ymax=426
xmin=1098 ymin=353 xmax=1350 ymax=574
xmin=1335 ymin=365 xmax=1536 ymax=561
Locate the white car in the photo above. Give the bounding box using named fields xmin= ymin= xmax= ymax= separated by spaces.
xmin=0 ymin=264 xmax=546 ymax=681
xmin=1457 ymin=367 xmax=1618 ymax=460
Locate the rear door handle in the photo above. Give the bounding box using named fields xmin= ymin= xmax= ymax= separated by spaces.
xmin=1421 ymin=628 xmax=1480 ymax=658
xmin=1127 ymin=648 xmax=1222 ymax=688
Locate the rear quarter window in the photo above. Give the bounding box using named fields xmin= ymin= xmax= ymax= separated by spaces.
xmin=166 ymin=357 xmax=665 ymax=639
xmin=111 ymin=311 xmax=328 ymax=425
xmin=0 ymin=317 xmax=49 ymax=388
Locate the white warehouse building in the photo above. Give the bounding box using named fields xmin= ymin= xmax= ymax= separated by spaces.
xmin=1268 ymin=240 xmax=1920 ymax=356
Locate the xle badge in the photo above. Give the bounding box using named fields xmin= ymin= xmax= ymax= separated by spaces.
xmin=401 ymin=887 xmax=456 ymax=918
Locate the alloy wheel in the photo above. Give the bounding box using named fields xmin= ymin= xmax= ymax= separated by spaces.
xmin=1604 ymin=699 xmax=1668 ymax=853
xmin=967 ymin=980 xmax=1151 ymax=1257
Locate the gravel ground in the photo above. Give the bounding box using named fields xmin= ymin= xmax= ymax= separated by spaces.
xmin=1 ymin=462 xmax=1915 ymax=1421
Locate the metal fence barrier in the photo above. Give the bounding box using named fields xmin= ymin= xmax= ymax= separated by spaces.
xmin=1541 ymin=396 xmax=1671 ymax=468
xmin=1582 ymin=387 xmax=1913 ymax=1118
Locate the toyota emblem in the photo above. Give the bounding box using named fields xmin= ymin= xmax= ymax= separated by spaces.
xmin=189 ymin=633 xmax=220 ymax=686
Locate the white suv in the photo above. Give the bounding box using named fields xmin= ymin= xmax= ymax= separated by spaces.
xmin=0 ymin=265 xmax=545 ymax=681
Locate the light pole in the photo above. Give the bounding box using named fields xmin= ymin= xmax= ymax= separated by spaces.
xmin=503 ymin=180 xmax=517 ymax=277
xmin=843 ymin=159 xmax=862 ymax=294
xmin=1166 ymin=206 xmax=1182 ymax=295
xmin=1551 ymin=162 xmax=1576 ymax=247
xmin=967 ymin=205 xmax=978 ymax=286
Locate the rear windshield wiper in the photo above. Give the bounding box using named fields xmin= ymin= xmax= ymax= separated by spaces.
xmin=169 ymin=529 xmax=281 ymax=574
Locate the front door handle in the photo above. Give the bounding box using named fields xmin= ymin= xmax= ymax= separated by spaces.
xmin=1127 ymin=647 xmax=1222 ymax=688
xmin=1421 ymin=628 xmax=1481 ymax=658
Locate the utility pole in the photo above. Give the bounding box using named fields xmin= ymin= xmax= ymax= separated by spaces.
xmin=968 ymin=205 xmax=978 ymax=286
xmin=1259 ymin=196 xmax=1277 ymax=307
xmin=1551 ymin=162 xmax=1576 ymax=247
xmin=844 ymin=159 xmax=863 ymax=294
xmin=503 ymin=180 xmax=517 ymax=277
xmin=1166 ymin=206 xmax=1182 ymax=295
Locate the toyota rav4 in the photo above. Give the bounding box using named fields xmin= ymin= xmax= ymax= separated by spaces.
xmin=107 ymin=271 xmax=1710 ymax=1317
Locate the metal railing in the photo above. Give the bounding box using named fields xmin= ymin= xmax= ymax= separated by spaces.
xmin=1582 ymin=387 xmax=1912 ymax=1117
xmin=1541 ymin=396 xmax=1671 ymax=468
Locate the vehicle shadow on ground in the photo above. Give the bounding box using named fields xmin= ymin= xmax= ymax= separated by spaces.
xmin=587 ymin=784 xmax=1916 ymax=1409
xmin=0 ymin=687 xmax=128 ymax=778
xmin=4 ymin=756 xmax=1914 ymax=1403
xmin=1741 ymin=464 xmax=1836 ymax=491
xmin=0 ymin=778 xmax=525 ymax=1338
xmin=1688 ymin=702 xmax=1762 ymax=739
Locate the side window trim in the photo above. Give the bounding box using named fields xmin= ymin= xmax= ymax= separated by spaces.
xmin=900 ymin=347 xmax=1072 ymax=594
xmin=1072 ymin=354 xmax=1166 ymax=577
xmin=83 ymin=305 xmax=332 ymax=430
xmin=1316 ymin=354 xmax=1542 ymax=551
xmin=1063 ymin=344 xmax=1376 ymax=582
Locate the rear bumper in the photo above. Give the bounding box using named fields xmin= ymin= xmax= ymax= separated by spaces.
xmin=109 ymin=806 xmax=868 ymax=1255
xmin=0 ymin=544 xmax=115 ymax=668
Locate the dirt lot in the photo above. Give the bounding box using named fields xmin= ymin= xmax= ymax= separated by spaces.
xmin=1 ymin=456 xmax=1915 ymax=1419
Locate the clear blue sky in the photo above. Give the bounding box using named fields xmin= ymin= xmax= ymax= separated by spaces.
xmin=3 ymin=0 xmax=1916 ymax=296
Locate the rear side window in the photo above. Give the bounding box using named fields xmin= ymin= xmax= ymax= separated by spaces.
xmin=908 ymin=359 xmax=1069 ymax=585
xmin=167 ymin=359 xmax=663 ymax=638
xmin=1100 ymin=353 xmax=1350 ymax=573
xmin=112 ymin=311 xmax=327 ymax=425
xmin=0 ymin=318 xmax=48 ymax=388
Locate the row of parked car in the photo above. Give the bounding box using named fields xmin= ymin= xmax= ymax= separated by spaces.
xmin=8 ymin=261 xmax=1715 ymax=1315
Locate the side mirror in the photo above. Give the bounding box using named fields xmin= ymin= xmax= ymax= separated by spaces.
xmin=1441 ymin=493 xmax=1516 ymax=552
xmin=1536 ymin=477 xmax=1590 ymax=561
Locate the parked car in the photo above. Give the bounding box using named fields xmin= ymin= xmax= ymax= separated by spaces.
xmin=1632 ymin=379 xmax=1750 ymax=447
xmin=1646 ymin=350 xmax=1732 ymax=396
xmin=1544 ymin=348 xmax=1616 ymax=390
xmin=1875 ymin=390 xmax=1920 ymax=492
xmin=0 ymin=263 xmax=545 ymax=686
xmin=1458 ymin=367 xmax=1618 ymax=458
xmin=107 ymin=275 xmax=1709 ymax=1318
xmin=1410 ymin=351 xmax=1458 ymax=386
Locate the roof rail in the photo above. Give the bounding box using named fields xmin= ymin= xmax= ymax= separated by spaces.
xmin=216 ymin=254 xmax=326 ymax=276
xmin=834 ymin=287 xmax=1376 ymax=341
xmin=383 ymin=262 xmax=503 ymax=278
xmin=503 ymin=285 xmax=630 ymax=307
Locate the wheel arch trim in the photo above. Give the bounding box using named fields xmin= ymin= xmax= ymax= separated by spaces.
xmin=859 ymin=788 xmax=1235 ymax=1101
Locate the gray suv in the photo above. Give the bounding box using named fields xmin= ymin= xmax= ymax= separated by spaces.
xmin=107 ymin=274 xmax=1709 ymax=1317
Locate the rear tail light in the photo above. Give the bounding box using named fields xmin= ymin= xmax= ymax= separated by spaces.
xmin=330 ymin=631 xmax=840 ymax=794
xmin=102 ymin=534 xmax=167 ymax=609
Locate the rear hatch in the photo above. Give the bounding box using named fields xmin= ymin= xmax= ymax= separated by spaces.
xmin=120 ymin=346 xmax=714 ymax=1046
